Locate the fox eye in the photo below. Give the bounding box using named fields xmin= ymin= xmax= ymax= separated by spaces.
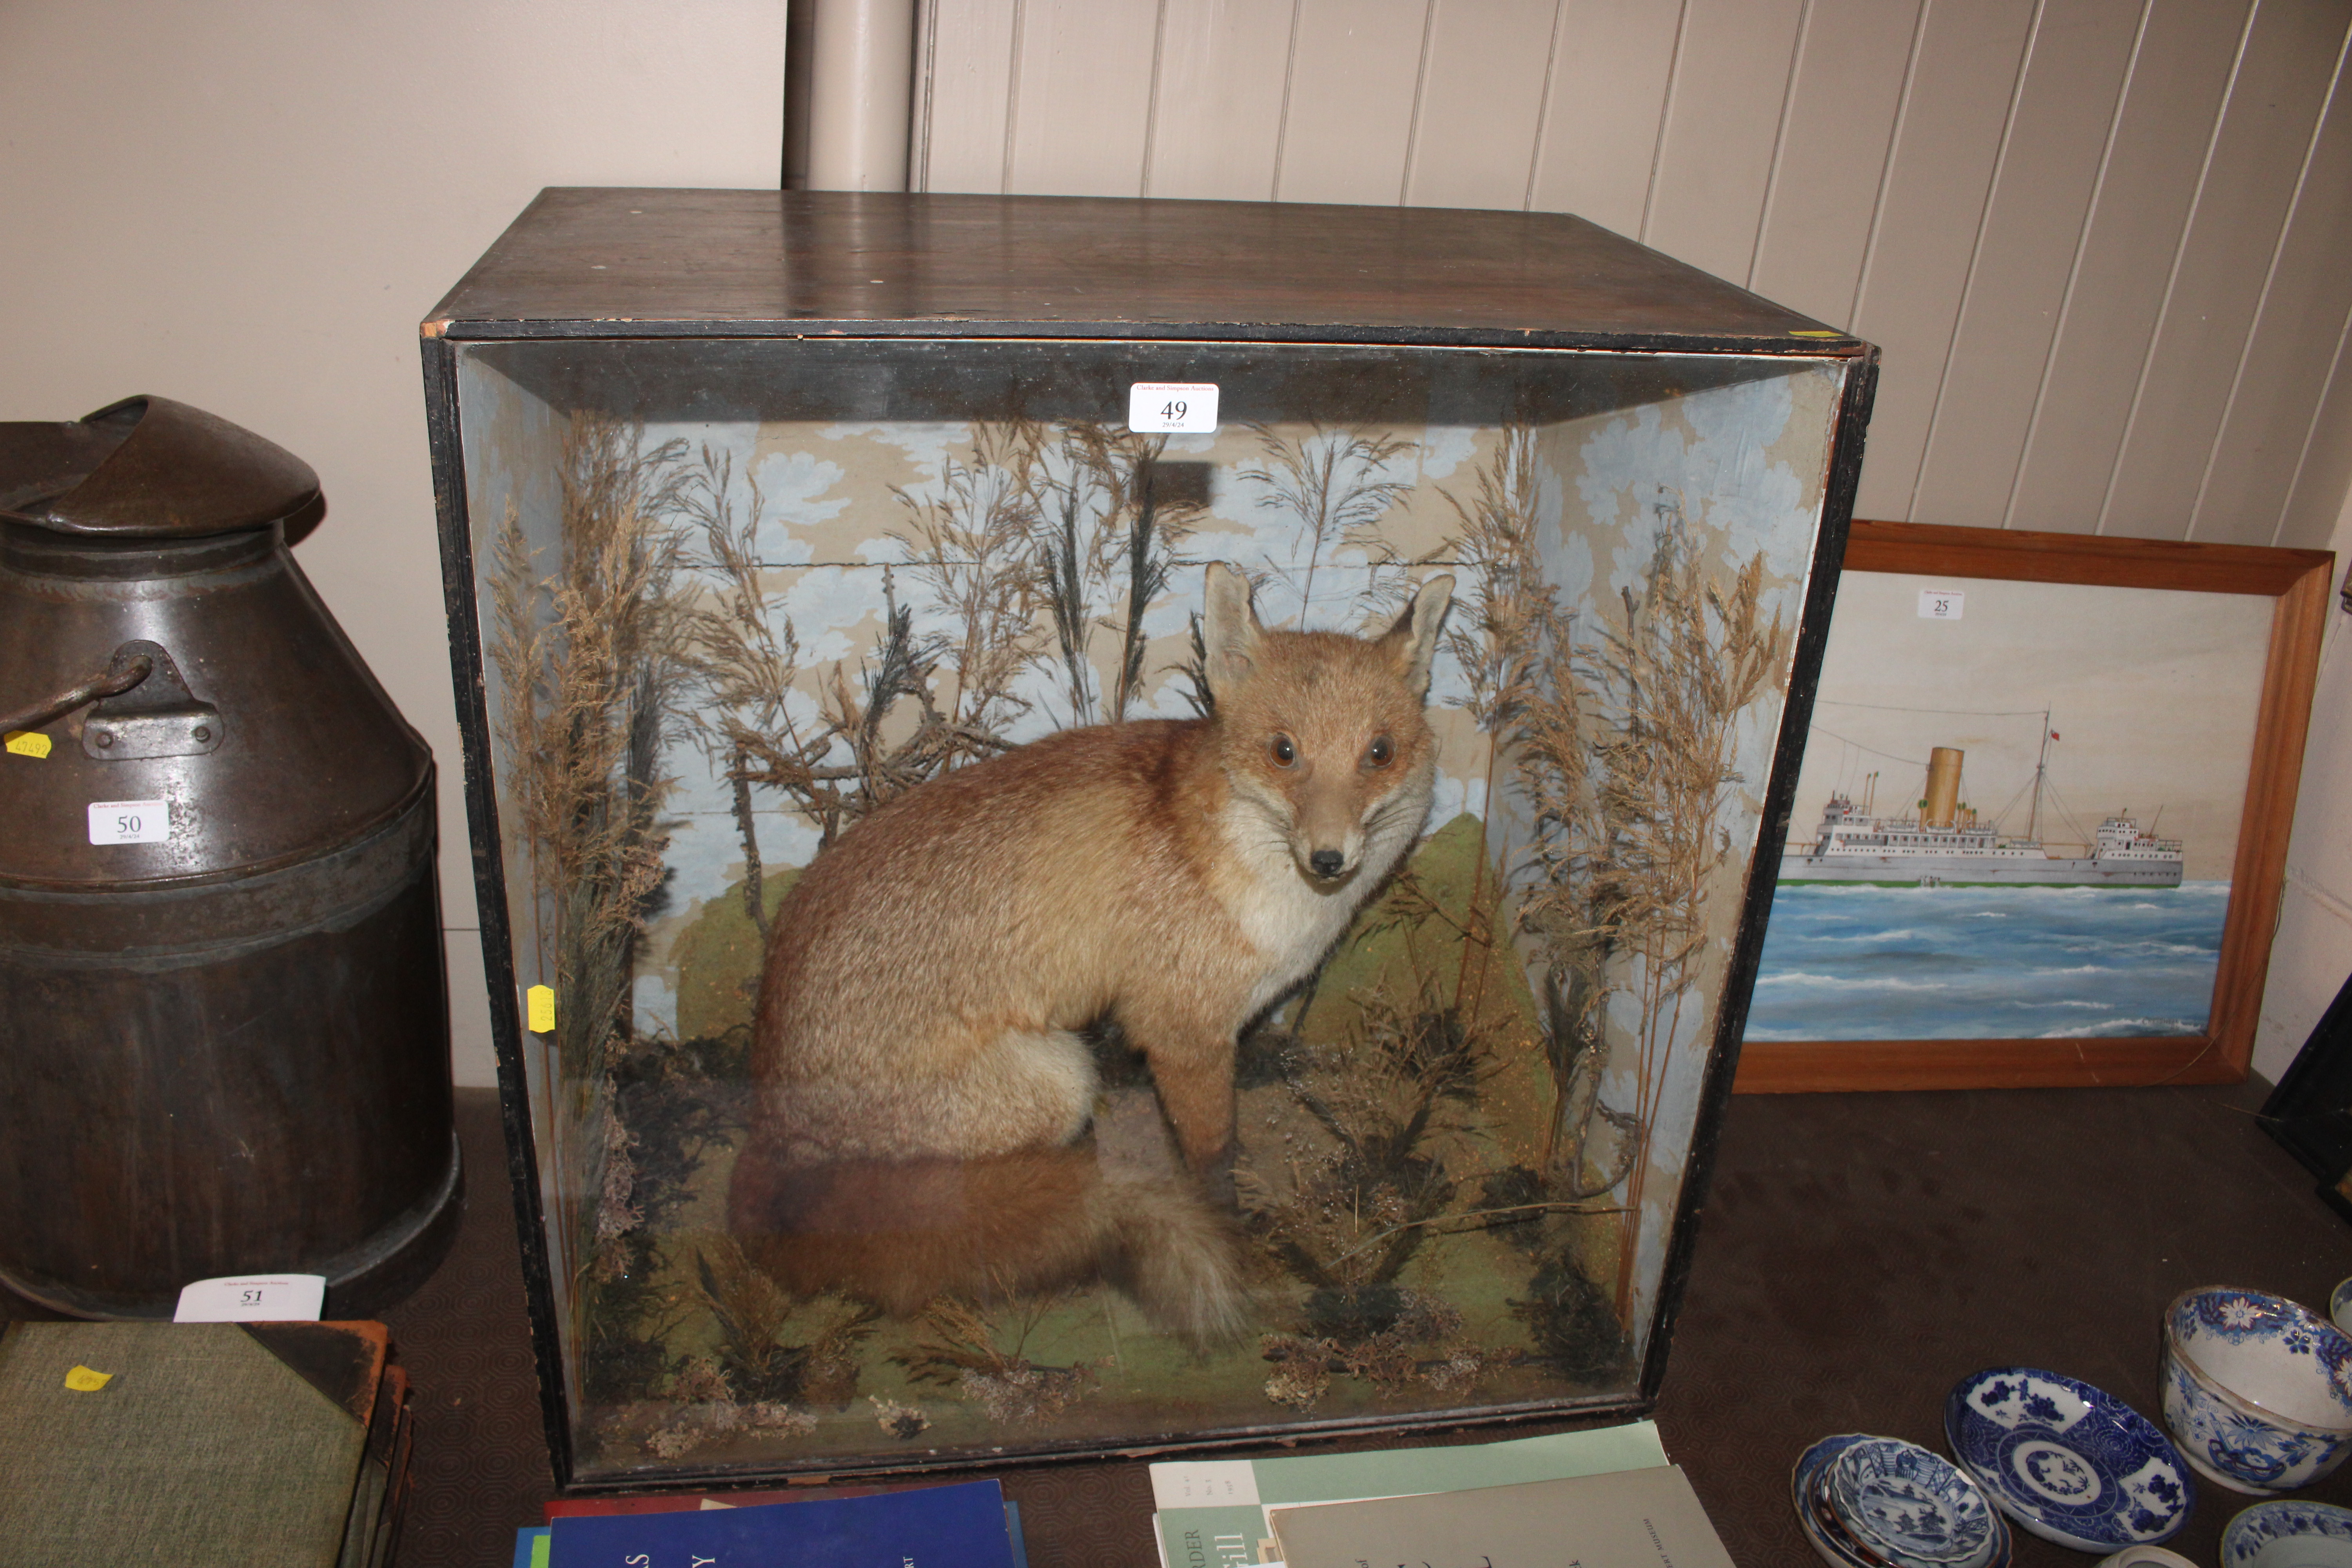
xmin=1365 ymin=735 xmax=1394 ymax=769
xmin=1270 ymin=734 xmax=1297 ymax=768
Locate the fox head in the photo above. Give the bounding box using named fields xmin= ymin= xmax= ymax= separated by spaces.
xmin=1201 ymin=563 xmax=1455 ymax=887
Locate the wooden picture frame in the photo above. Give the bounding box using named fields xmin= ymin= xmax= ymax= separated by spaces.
xmin=1734 ymin=519 xmax=2332 ymax=1094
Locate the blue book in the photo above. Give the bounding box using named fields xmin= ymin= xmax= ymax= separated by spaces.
xmin=548 ymin=1478 xmax=1015 ymax=1568
xmin=514 ymin=1524 xmax=550 ymax=1567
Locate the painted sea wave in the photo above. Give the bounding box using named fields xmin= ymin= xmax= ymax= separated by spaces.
xmin=1741 ymin=881 xmax=2229 ymax=1041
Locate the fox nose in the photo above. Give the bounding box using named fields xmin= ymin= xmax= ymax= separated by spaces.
xmin=1308 ymin=849 xmax=1346 ymax=880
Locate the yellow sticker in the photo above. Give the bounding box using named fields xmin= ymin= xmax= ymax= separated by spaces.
xmin=1788 ymin=329 xmax=1844 ymax=338
xmin=526 ymin=984 xmax=556 ymax=1033
xmin=4 ymin=730 xmax=52 ymax=759
xmin=64 ymin=1365 xmax=113 ymax=1391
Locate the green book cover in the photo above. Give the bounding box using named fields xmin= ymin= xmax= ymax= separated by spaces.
xmin=1265 ymin=1464 xmax=1733 ymax=1568
xmin=1150 ymin=1422 xmax=1668 ymax=1568
xmin=0 ymin=1321 xmax=377 ymax=1568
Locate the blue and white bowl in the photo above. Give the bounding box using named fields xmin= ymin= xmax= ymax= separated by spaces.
xmin=1828 ymin=1437 xmax=1997 ymax=1566
xmin=2221 ymin=1499 xmax=2352 ymax=1568
xmin=1945 ymin=1367 xmax=2191 ymax=1551
xmin=1793 ymin=1434 xmax=2010 ymax=1568
xmin=2164 ymin=1288 xmax=2352 ymax=1495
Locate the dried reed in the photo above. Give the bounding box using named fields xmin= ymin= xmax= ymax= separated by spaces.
xmin=1430 ymin=425 xmax=1558 ymax=1042
xmin=1238 ymin=423 xmax=1414 ymax=625
xmin=696 ymin=1236 xmax=804 ymax=1401
xmin=892 ymin=1295 xmax=1102 ymax=1426
xmin=686 ymin=426 xmax=1047 ymax=869
xmin=1022 ymin=421 xmax=1201 ymax=723
xmin=1517 ymin=495 xmax=1787 ymax=1314
xmin=893 ymin=422 xmax=1046 ymax=736
xmin=488 ymin=412 xmax=693 ymax=1333
xmin=1249 ymin=968 xmax=1505 ymax=1349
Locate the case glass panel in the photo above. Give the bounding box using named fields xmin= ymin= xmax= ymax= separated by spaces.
xmin=452 ymin=336 xmax=1847 ymax=1480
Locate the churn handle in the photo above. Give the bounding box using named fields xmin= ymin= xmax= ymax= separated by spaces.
xmin=0 ymin=647 xmax=152 ymax=735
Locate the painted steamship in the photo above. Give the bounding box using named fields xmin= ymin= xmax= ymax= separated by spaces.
xmin=1779 ymin=740 xmax=2185 ymax=888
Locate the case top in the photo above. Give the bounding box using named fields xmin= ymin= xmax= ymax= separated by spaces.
xmin=423 ymin=188 xmax=1860 ymax=352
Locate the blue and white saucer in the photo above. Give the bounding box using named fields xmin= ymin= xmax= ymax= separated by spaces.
xmin=1795 ymin=1434 xmax=2011 ymax=1568
xmin=2222 ymin=1499 xmax=2352 ymax=1568
xmin=1946 ymin=1367 xmax=2192 ymax=1552
xmin=1829 ymin=1437 xmax=1996 ymax=1564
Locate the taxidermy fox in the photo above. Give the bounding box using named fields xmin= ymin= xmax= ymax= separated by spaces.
xmin=728 ymin=563 xmax=1454 ymax=1345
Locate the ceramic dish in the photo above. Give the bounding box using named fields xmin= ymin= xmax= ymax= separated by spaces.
xmin=1946 ymin=1367 xmax=2192 ymax=1550
xmin=1828 ymin=1437 xmax=1997 ymax=1565
xmin=1794 ymin=1435 xmax=2011 ymax=1568
xmin=2165 ymin=1288 xmax=2352 ymax=1494
xmin=2221 ymin=1499 xmax=2352 ymax=1568
xmin=2330 ymin=1278 xmax=2352 ymax=1338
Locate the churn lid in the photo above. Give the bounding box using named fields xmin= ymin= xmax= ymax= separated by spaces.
xmin=0 ymin=396 xmax=320 ymax=538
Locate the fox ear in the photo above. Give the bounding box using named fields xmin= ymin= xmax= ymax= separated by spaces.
xmin=1200 ymin=563 xmax=1263 ymax=702
xmin=1378 ymin=573 xmax=1454 ymax=694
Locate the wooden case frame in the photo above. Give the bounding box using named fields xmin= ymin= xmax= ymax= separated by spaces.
xmin=1735 ymin=519 xmax=2332 ymax=1095
xmin=419 ymin=188 xmax=1881 ymax=1488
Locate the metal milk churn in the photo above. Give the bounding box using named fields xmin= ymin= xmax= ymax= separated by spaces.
xmin=0 ymin=396 xmax=457 ymax=1318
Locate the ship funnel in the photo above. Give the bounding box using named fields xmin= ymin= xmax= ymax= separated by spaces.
xmin=1923 ymin=746 xmax=1964 ymax=828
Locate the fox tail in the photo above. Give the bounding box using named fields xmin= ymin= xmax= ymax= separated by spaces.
xmin=727 ymin=1138 xmax=1250 ymax=1347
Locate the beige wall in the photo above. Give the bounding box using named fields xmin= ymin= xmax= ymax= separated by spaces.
xmin=0 ymin=0 xmax=788 ymax=1087
xmin=917 ymin=0 xmax=2352 ymax=549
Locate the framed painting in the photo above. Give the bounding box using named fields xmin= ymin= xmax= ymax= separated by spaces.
xmin=1736 ymin=520 xmax=2332 ymax=1094
xmin=422 ymin=189 xmax=1875 ymax=1486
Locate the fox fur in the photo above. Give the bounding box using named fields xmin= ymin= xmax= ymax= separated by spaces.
xmin=727 ymin=563 xmax=1455 ymax=1345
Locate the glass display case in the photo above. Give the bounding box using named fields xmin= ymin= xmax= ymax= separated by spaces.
xmin=422 ymin=189 xmax=1876 ymax=1486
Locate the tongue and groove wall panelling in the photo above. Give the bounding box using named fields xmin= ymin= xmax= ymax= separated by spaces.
xmin=2190 ymin=28 xmax=2352 ymax=548
xmin=909 ymin=0 xmax=2352 ymax=552
xmin=1397 ymin=0 xmax=1559 ymax=211
xmin=1523 ymin=0 xmax=1684 ymax=237
xmin=914 ymin=0 xmax=1020 ymax=192
xmin=1261 ymin=0 xmax=1433 ymax=205
xmin=2004 ymin=0 xmax=2257 ymax=537
xmin=1637 ymin=0 xmax=1808 ymax=287
xmin=1905 ymin=1 xmax=2146 ymax=534
xmin=2100 ymin=0 xmax=2351 ymax=543
xmin=1841 ymin=0 xmax=2040 ymax=521
xmin=1141 ymin=0 xmax=1297 ymax=200
xmin=1011 ymin=0 xmax=1165 ymax=195
xmin=2272 ymin=242 xmax=2352 ymax=551
xmin=1745 ymin=0 xmax=1927 ymax=329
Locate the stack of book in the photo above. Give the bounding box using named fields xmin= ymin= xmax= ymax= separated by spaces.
xmin=513 ymin=1479 xmax=1028 ymax=1568
xmin=0 ymin=1318 xmax=414 ymax=1568
xmin=1149 ymin=1421 xmax=1735 ymax=1568
xmin=512 ymin=1421 xmax=1729 ymax=1568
